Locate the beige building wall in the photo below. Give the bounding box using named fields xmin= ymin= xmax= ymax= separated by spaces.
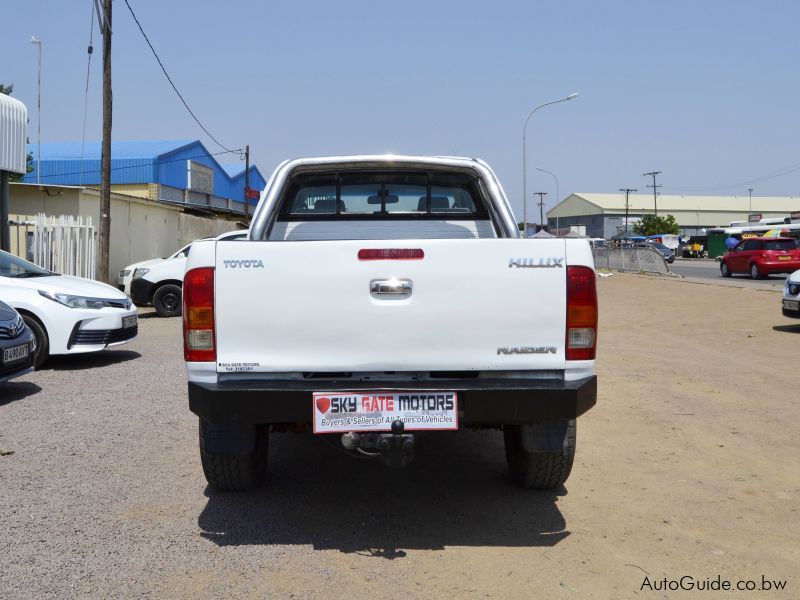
xmin=9 ymin=183 xmax=243 ymax=281
xmin=8 ymin=185 xmax=81 ymax=216
xmin=107 ymin=184 xmax=152 ymax=200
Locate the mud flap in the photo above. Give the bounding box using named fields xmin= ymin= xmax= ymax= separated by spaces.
xmin=202 ymin=420 xmax=258 ymax=455
xmin=519 ymin=419 xmax=571 ymax=453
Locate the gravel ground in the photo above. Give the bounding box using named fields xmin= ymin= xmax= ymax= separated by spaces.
xmin=1 ymin=277 xmax=798 ymax=599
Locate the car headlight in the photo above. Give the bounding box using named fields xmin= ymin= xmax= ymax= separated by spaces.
xmin=132 ymin=268 xmax=149 ymax=280
xmin=38 ymin=290 xmax=131 ymax=310
xmin=790 ymin=284 xmax=800 ymax=296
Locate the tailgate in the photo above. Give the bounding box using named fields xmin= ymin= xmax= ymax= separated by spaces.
xmin=214 ymin=239 xmax=568 ymax=373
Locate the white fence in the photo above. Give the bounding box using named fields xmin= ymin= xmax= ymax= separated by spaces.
xmin=592 ymin=246 xmax=668 ymax=274
xmin=10 ymin=214 xmax=96 ymax=279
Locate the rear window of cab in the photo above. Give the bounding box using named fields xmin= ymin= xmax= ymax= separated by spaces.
xmin=278 ymin=171 xmax=489 ymax=220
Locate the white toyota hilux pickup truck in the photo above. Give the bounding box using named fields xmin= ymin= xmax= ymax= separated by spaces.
xmin=184 ymin=155 xmax=597 ymax=491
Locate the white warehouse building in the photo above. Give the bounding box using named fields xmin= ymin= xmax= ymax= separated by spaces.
xmin=546 ymin=193 xmax=800 ymax=238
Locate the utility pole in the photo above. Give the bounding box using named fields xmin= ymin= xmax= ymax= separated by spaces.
xmin=619 ymin=188 xmax=637 ymax=233
xmin=244 ymin=145 xmax=250 ymax=218
xmin=748 ymin=187 xmax=754 ymax=232
xmin=99 ymin=0 xmax=112 ymax=283
xmin=643 ymin=171 xmax=661 ymax=218
xmin=534 ymin=192 xmax=548 ymax=231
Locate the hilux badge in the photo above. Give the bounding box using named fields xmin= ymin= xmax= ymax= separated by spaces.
xmin=508 ymin=257 xmax=564 ymax=268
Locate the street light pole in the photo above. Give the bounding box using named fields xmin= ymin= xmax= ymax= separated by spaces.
xmin=536 ymin=167 xmax=559 ymax=234
xmin=522 ymin=92 xmax=578 ymax=237
xmin=30 ymin=36 xmax=42 ymax=184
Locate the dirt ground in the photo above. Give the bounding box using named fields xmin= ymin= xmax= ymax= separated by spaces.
xmin=1 ymin=274 xmax=798 ymax=598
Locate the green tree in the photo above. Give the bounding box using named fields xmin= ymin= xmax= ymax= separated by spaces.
xmin=9 ymin=153 xmax=34 ymax=183
xmin=0 ymin=82 xmax=13 ymax=95
xmin=633 ymin=214 xmax=679 ymax=236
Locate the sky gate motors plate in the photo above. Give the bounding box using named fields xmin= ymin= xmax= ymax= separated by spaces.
xmin=313 ymin=391 xmax=458 ymax=434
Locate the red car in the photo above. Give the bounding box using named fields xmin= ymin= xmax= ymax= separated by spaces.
xmin=721 ymin=237 xmax=800 ymax=279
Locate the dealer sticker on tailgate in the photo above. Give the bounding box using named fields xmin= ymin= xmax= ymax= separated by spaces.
xmin=313 ymin=391 xmax=458 ymax=434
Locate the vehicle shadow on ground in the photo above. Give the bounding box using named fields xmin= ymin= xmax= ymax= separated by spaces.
xmin=0 ymin=381 xmax=42 ymax=406
xmin=198 ymin=430 xmax=570 ymax=556
xmin=136 ymin=311 xmax=165 ymax=320
xmin=773 ymin=324 xmax=800 ymax=334
xmin=43 ymin=350 xmax=142 ymax=371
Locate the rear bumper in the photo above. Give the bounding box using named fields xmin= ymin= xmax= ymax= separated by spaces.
xmin=188 ymin=375 xmax=597 ymax=426
xmin=761 ymin=260 xmax=800 ymax=274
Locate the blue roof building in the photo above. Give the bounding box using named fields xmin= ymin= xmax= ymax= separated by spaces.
xmin=23 ymin=140 xmax=266 ymax=214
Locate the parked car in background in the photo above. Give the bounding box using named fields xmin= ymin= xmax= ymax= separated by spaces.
xmin=0 ymin=250 xmax=137 ymax=368
xmin=720 ymin=237 xmax=800 ymax=279
xmin=783 ymin=269 xmax=800 ymax=318
xmin=0 ymin=300 xmax=36 ymax=382
xmin=117 ymin=242 xmax=193 ymax=296
xmin=635 ymin=241 xmax=675 ymax=263
xmin=128 ymin=230 xmax=246 ymax=317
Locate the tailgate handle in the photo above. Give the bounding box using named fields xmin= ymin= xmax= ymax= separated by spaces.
xmin=370 ymin=278 xmax=412 ymax=298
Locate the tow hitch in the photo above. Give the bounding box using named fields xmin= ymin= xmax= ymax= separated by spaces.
xmin=341 ymin=420 xmax=415 ymax=468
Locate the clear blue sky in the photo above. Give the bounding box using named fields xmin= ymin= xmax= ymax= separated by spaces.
xmin=2 ymin=0 xmax=799 ymax=218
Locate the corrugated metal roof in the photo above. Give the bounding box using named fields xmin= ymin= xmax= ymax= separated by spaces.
xmin=25 ymin=140 xmax=195 ymax=160
xmin=562 ymin=192 xmax=800 ymax=214
xmin=0 ymin=94 xmax=28 ymax=173
xmin=19 ymin=139 xmax=268 ymax=204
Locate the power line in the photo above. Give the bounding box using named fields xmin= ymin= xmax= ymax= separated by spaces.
xmin=643 ymin=171 xmax=661 ymax=217
xmin=663 ymin=161 xmax=800 ymax=193
xmin=619 ymin=188 xmax=637 ymax=233
xmin=534 ymin=191 xmax=547 ymax=227
xmin=122 ymin=0 xmax=237 ymax=154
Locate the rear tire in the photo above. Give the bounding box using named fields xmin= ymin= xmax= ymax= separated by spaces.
xmin=720 ymin=262 xmax=731 ymax=278
xmin=153 ymin=284 xmax=182 ymax=317
xmin=504 ymin=420 xmax=576 ymax=489
xmin=21 ymin=315 xmax=48 ymax=369
xmin=199 ymin=418 xmax=268 ymax=491
xmin=750 ymin=263 xmax=764 ymax=280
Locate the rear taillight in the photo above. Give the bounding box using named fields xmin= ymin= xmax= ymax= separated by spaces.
xmin=358 ymin=248 xmax=424 ymax=260
xmin=566 ymin=265 xmax=597 ymax=361
xmin=183 ymin=267 xmax=215 ymax=362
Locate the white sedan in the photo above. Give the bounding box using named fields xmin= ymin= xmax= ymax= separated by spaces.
xmin=122 ymin=230 xmax=246 ymax=317
xmin=0 ymin=250 xmax=138 ymax=368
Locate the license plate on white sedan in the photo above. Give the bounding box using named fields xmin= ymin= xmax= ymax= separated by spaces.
xmin=122 ymin=315 xmax=137 ymax=329
xmin=784 ymin=299 xmax=800 ymax=311
xmin=3 ymin=344 xmax=29 ymax=364
xmin=313 ymin=391 xmax=458 ymax=434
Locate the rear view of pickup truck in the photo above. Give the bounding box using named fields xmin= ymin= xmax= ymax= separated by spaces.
xmin=184 ymin=155 xmax=597 ymax=491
